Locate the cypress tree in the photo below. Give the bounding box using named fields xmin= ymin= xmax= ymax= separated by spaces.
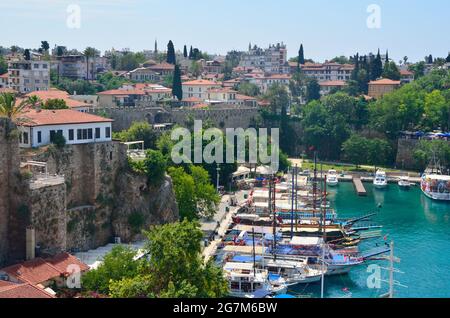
xmin=385 ymin=50 xmax=389 ymax=63
xmin=172 ymin=64 xmax=183 ymax=101
xmin=446 ymin=52 xmax=450 ymax=63
xmin=167 ymin=40 xmax=176 ymax=64
xmin=189 ymin=46 xmax=193 ymax=59
xmin=183 ymin=45 xmax=188 ymax=58
xmin=298 ymin=44 xmax=305 ymax=65
xmin=427 ymin=54 xmax=433 ymax=64
xmin=370 ymin=49 xmax=383 ymax=80
xmin=24 ymin=49 xmax=31 ymax=61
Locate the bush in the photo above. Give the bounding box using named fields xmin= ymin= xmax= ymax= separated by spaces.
xmin=128 ymin=211 xmax=145 ymax=233
xmin=52 ymin=133 xmax=66 ymax=148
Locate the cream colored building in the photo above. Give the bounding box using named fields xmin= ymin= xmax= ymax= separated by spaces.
xmin=368 ymin=78 xmax=401 ymax=99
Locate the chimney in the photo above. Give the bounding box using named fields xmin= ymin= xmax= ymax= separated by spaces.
xmin=26 ymin=227 xmax=36 ymax=260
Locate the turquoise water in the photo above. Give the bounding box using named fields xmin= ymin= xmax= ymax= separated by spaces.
xmin=292 ymin=182 xmax=450 ymax=298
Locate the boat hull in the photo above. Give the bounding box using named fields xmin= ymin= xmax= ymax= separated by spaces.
xmin=421 ymin=189 xmax=450 ymax=201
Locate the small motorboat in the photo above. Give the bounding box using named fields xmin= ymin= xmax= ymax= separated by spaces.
xmin=373 ymin=170 xmax=388 ymax=189
xmin=398 ymin=176 xmax=412 ymax=189
xmin=326 ymin=170 xmax=339 ymax=187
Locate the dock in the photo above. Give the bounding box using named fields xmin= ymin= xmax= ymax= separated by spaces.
xmin=353 ymin=177 xmax=367 ymax=196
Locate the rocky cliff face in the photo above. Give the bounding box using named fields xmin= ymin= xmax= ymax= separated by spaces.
xmin=23 ymin=141 xmax=179 ymax=253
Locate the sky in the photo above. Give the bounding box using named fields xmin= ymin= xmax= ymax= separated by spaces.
xmin=1 ymin=0 xmax=449 ymax=63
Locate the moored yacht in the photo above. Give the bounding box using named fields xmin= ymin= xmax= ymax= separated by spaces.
xmin=421 ymin=174 xmax=450 ymax=201
xmin=373 ymin=170 xmax=388 ymax=189
xmin=223 ymin=262 xmax=287 ymax=298
xmin=398 ymin=176 xmax=412 ymax=189
xmin=326 ymin=170 xmax=339 ymax=187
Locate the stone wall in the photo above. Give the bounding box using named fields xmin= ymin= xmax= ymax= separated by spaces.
xmin=23 ymin=141 xmax=179 ymax=254
xmin=396 ymin=139 xmax=420 ymax=170
xmin=92 ymin=106 xmax=259 ymax=132
xmin=27 ymin=183 xmax=67 ymax=255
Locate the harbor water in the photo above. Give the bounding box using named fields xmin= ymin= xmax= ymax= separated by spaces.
xmin=291 ymin=182 xmax=450 ymax=298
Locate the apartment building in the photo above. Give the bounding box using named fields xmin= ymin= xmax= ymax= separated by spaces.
xmin=182 ymin=79 xmax=221 ymax=99
xmin=98 ymin=83 xmax=172 ymax=107
xmin=300 ymin=62 xmax=354 ymax=82
xmin=54 ymin=55 xmax=108 ymax=80
xmin=0 ymin=73 xmax=8 ymax=89
xmin=8 ymin=58 xmax=50 ymax=93
xmin=239 ymin=43 xmax=290 ymax=74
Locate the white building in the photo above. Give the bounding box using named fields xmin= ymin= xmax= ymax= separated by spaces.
xmin=301 ymin=62 xmax=354 ymax=82
xmin=8 ymin=58 xmax=50 ymax=93
xmin=18 ymin=109 xmax=113 ymax=148
xmin=240 ymin=43 xmax=289 ymax=75
xmin=248 ymin=74 xmax=291 ymax=94
xmin=182 ymin=79 xmax=221 ymax=99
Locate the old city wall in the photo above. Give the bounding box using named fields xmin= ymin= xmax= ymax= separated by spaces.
xmin=92 ymin=106 xmax=259 ymax=132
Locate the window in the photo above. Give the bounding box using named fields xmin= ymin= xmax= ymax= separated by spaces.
xmin=42 ymin=64 xmax=48 ymax=69
xmin=105 ymin=127 xmax=111 ymax=138
xmin=37 ymin=131 xmax=41 ymax=143
xmin=23 ymin=132 xmax=28 ymax=144
xmin=77 ymin=129 xmax=82 ymax=140
xmin=50 ymin=130 xmax=56 ymax=142
xmin=34 ymin=64 xmax=39 ymax=69
xmin=69 ymin=129 xmax=74 ymax=141
xmin=95 ymin=128 xmax=100 ymax=139
xmin=77 ymin=128 xmax=94 ymax=140
xmin=88 ymin=128 xmax=93 ymax=139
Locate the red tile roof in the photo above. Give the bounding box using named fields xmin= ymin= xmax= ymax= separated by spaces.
xmin=369 ymin=78 xmax=401 ymax=85
xmin=182 ymin=97 xmax=203 ymax=102
xmin=45 ymin=252 xmax=89 ymax=275
xmin=148 ymin=62 xmax=175 ymax=71
xmin=98 ymin=89 xmax=146 ymax=96
xmin=0 ymin=283 xmax=56 ymax=298
xmin=20 ymin=109 xmax=113 ymax=127
xmin=319 ymin=80 xmax=348 ymax=87
xmin=26 ymin=89 xmax=89 ymax=109
xmin=0 ymin=73 xmax=8 ymax=79
xmin=236 ymin=94 xmax=257 ymax=100
xmin=182 ymin=79 xmax=219 ymax=86
xmin=1 ymin=258 xmax=62 ymax=285
xmin=400 ymin=69 xmax=413 ymax=76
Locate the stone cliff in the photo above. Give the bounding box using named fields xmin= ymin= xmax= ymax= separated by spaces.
xmin=0 ymin=118 xmax=178 ymax=266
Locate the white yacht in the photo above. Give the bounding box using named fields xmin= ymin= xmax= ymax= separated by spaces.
xmin=398 ymin=176 xmax=412 ymax=189
xmin=421 ymin=174 xmax=450 ymax=201
xmin=262 ymin=257 xmax=325 ymax=286
xmin=326 ymin=170 xmax=339 ymax=187
xmin=373 ymin=170 xmax=388 ymax=189
xmin=223 ymin=262 xmax=287 ymax=298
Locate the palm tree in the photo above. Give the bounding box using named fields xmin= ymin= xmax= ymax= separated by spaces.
xmin=26 ymin=95 xmax=43 ymax=109
xmin=83 ymin=47 xmax=97 ymax=81
xmin=0 ymin=92 xmax=30 ymax=122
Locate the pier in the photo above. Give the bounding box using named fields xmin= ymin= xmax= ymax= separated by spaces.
xmin=353 ymin=177 xmax=367 ymax=196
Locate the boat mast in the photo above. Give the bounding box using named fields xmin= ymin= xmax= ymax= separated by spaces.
xmin=291 ymin=165 xmax=295 ymax=239
xmin=252 ymin=227 xmax=256 ymax=278
xmin=295 ymin=165 xmax=298 ymax=231
xmin=321 ymin=173 xmax=328 ymax=299
xmin=313 ymin=152 xmax=318 ymax=217
xmin=272 ymin=175 xmax=277 ymax=261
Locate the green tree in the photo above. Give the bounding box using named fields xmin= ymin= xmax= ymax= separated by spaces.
xmin=24 ymin=49 xmax=31 ymax=61
xmin=423 ymin=90 xmax=449 ymax=131
xmin=168 ymin=167 xmax=197 ymax=220
xmin=108 ymin=221 xmax=228 ymax=298
xmin=82 ymin=245 xmax=145 ymax=295
xmin=172 ymin=65 xmax=183 ymax=100
xmin=0 ymin=56 xmax=7 ymax=74
xmin=42 ymin=98 xmax=68 ymax=110
xmin=40 ymin=41 xmax=50 ymax=53
xmin=83 ymin=47 xmax=98 ymax=81
xmin=0 ymin=92 xmax=30 ymax=121
xmin=306 ymin=78 xmax=321 ymax=102
xmin=413 ymin=140 xmax=450 ymax=171
xmin=183 ymin=45 xmax=188 ymax=58
xmin=166 ymin=40 xmax=176 ymax=65
xmin=143 ymin=220 xmax=228 ymax=297
xmin=298 ymin=44 xmax=305 ymax=65
xmin=189 ymin=165 xmax=220 ymax=219
xmin=342 ymin=135 xmax=370 ymax=167
xmin=142 ymin=149 xmax=167 ymax=185
xmin=114 ymin=121 xmax=158 ymax=149
xmin=237 ymin=82 xmax=260 ymax=97
xmin=382 ymin=61 xmax=401 ymax=80
xmin=370 ymin=50 xmax=383 ymax=80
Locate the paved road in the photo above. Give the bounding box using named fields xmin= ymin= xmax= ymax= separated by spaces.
xmin=201 ymin=191 xmax=248 ymax=262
